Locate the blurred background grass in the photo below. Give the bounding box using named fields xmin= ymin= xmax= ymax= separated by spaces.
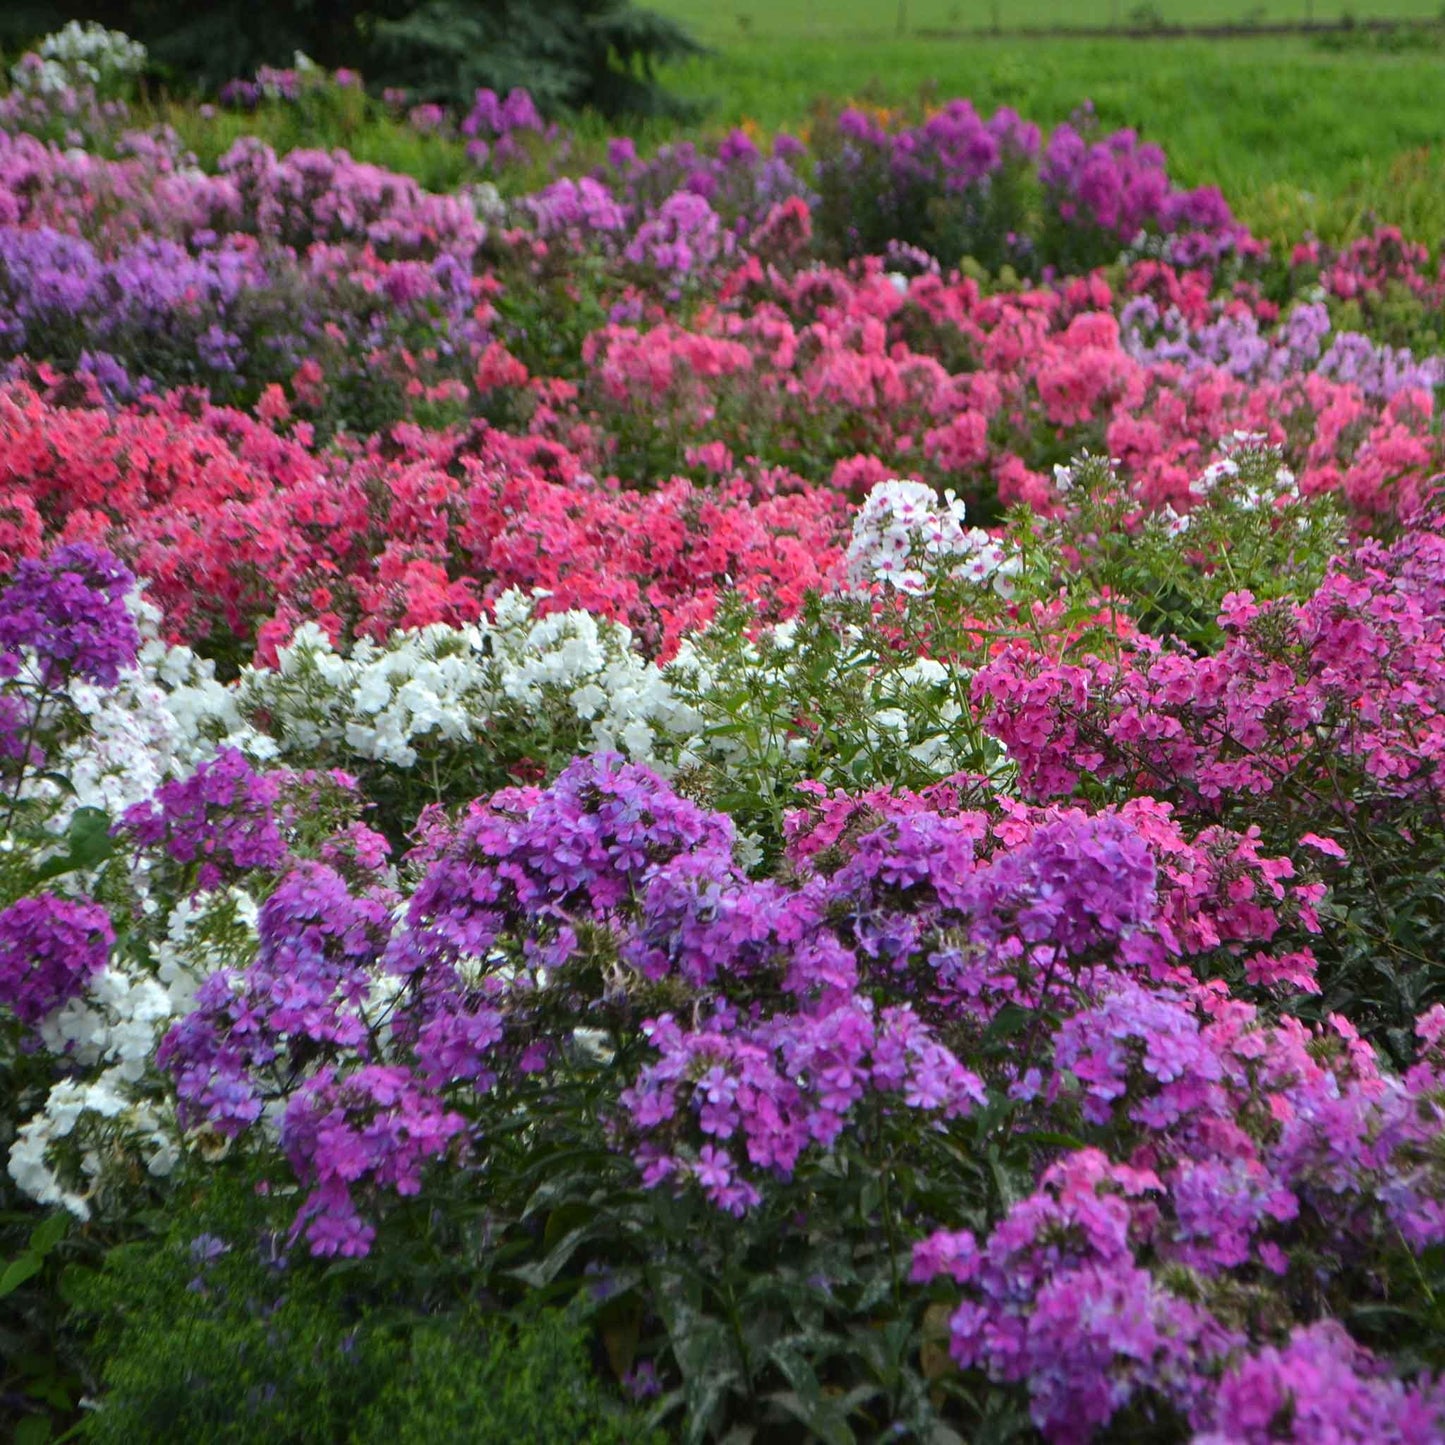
xmin=660 ymin=0 xmax=1445 ymax=42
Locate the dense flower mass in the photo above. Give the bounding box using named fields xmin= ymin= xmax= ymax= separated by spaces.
xmin=0 ymin=543 xmax=139 ymax=688
xmin=122 ymin=748 xmax=287 ymax=890
xmin=8 ymin=30 xmax=1445 ymax=1445
xmin=0 ymin=893 xmax=113 ymax=1027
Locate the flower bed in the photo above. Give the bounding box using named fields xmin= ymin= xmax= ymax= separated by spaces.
xmin=5 ymin=32 xmax=1445 ymax=1445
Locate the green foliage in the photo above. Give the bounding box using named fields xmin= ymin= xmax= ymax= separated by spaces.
xmin=0 ymin=1208 xmax=83 ymax=1445
xmin=372 ymin=0 xmax=702 ymax=117
xmin=1328 ymin=276 xmax=1445 ymax=356
xmin=652 ymin=0 xmax=1445 ymax=43
xmin=1043 ymin=446 xmax=1348 ymax=650
xmin=3 ymin=0 xmax=701 ymax=116
xmin=75 ymin=1173 xmax=659 ymax=1445
xmin=669 ymin=590 xmax=1004 ymax=861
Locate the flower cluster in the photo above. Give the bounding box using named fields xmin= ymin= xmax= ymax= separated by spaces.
xmin=0 ymin=543 xmax=140 ymax=689
xmin=0 ymin=893 xmax=113 ymax=1027
xmin=844 ymin=478 xmax=1017 ymax=595
xmin=122 ymin=748 xmax=287 ymax=891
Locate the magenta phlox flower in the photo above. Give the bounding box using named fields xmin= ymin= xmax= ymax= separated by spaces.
xmin=122 ymin=748 xmax=287 ymax=890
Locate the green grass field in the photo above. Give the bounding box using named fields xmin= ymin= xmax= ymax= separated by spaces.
xmin=658 ymin=0 xmax=1445 ymax=42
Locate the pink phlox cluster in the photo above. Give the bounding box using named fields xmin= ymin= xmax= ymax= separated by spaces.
xmin=1192 ymin=1321 xmax=1445 ymax=1444
xmin=977 ymin=516 xmax=1445 ymax=845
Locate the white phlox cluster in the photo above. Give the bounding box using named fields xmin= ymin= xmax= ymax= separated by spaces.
xmin=163 ymin=590 xmax=699 ymax=773
xmin=845 ymin=478 xmax=1021 ymax=597
xmin=13 ymin=22 xmax=147 ymax=91
xmin=1191 ymin=433 xmax=1299 ymax=511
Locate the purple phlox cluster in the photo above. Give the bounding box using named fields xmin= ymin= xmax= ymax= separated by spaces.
xmin=462 ymin=87 xmax=544 ymax=141
xmin=1051 ymin=978 xmax=1226 ymax=1129
xmin=1191 ymin=1321 xmax=1445 ymax=1444
xmin=411 ymin=998 xmax=505 ymax=1091
xmin=158 ymin=861 xmax=394 ymax=1137
xmin=0 ymin=891 xmax=112 ymax=1027
xmin=0 ymin=690 xmax=38 ymax=779
xmin=1318 ymin=328 xmax=1445 ymax=400
xmin=0 ymin=225 xmax=265 ymax=370
xmin=1052 ymin=981 xmax=1445 ymax=1258
xmin=822 ymin=812 xmax=983 ymax=969
xmin=0 ymin=70 xmax=131 ymax=154
xmin=785 ymin=787 xmax=1318 ymax=1017
xmin=1267 ymin=1019 xmax=1445 ymax=1253
xmin=1041 ymin=116 xmax=1251 ymax=258
xmin=0 ymin=541 xmax=139 ymax=688
xmin=282 ymin=1063 xmax=466 ymax=1257
xmin=218 ymin=64 xmax=304 ymax=109
xmin=622 ymin=998 xmax=984 ymax=1215
xmin=406 ymin=102 xmax=448 ymax=134
xmin=907 ymin=990 xmax=1445 ymax=1440
xmin=212 ymin=138 xmax=487 ymax=259
xmin=819 ymin=806 xmax=1166 ymax=1011
xmin=526 ymin=176 xmax=627 ymax=239
xmin=970 ymin=810 xmax=1159 ymax=960
xmin=1120 ymin=295 xmax=1445 ymax=401
xmin=397 ymin=752 xmax=733 ymax=976
xmin=889 ymin=100 xmax=1040 ymax=195
xmin=913 ymin=1149 xmax=1231 ymax=1443
xmin=782 ymin=776 xmax=985 ymax=869
xmin=122 ymin=747 xmax=287 ymax=890
xmin=621 ymin=853 xmax=857 ymax=998
xmin=601 ymin=130 xmax=812 ymax=230
xmin=624 ymin=190 xmax=730 ymax=278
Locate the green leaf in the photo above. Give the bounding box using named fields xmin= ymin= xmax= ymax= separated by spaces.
xmin=32 ymin=807 xmax=115 ymax=881
xmin=503 ymin=1221 xmax=595 ymax=1288
xmin=29 ymin=1211 xmax=70 ymax=1257
xmin=0 ymin=1253 xmax=43 ymax=1299
xmin=681 ymin=1361 xmax=740 ymax=1445
xmin=767 ymin=1342 xmax=856 ymax=1445
xmin=15 ymin=1416 xmax=51 ymax=1445
xmin=983 ymin=1003 xmax=1032 ymax=1041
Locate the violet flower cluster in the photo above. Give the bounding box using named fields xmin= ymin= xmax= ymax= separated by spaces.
xmin=122 ymin=746 xmax=287 ymax=890
xmin=1121 ymin=294 xmax=1445 ymax=401
xmin=0 ymin=892 xmax=113 ymax=1027
xmin=0 ymin=542 xmax=140 ymax=690
xmin=1040 ymin=110 xmax=1253 ymax=261
xmin=153 ymin=750 xmax=1339 ymax=1265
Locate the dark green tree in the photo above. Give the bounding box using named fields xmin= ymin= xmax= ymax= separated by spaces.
xmin=0 ymin=0 xmax=701 ymax=117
